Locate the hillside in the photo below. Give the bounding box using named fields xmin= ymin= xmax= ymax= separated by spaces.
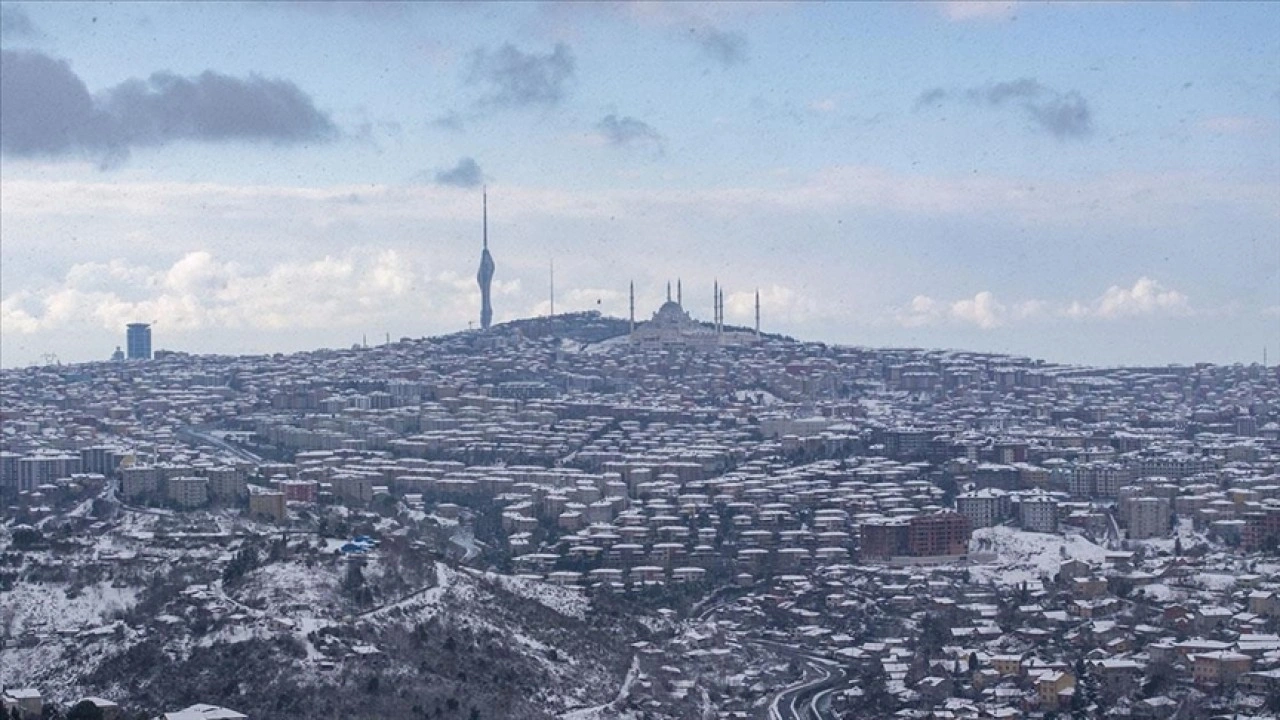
xmin=0 ymin=518 xmax=644 ymax=720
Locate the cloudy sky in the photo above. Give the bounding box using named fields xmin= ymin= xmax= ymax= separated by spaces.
xmin=1 ymin=1 xmax=1277 ymax=368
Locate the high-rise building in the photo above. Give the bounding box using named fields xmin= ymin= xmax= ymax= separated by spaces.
xmin=907 ymin=511 xmax=972 ymax=557
xmin=126 ymin=323 xmax=152 ymax=360
xmin=1126 ymin=496 xmax=1171 ymax=539
xmin=956 ymin=488 xmax=1011 ymax=528
xmin=476 ymin=189 xmax=495 ymax=330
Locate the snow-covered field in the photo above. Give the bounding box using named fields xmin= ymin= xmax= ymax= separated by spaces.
xmin=4 ymin=581 xmax=139 ymax=635
xmin=968 ymin=526 xmax=1109 ymax=586
xmin=473 ymin=569 xmax=590 ymax=620
xmin=235 ymin=561 xmax=343 ymax=617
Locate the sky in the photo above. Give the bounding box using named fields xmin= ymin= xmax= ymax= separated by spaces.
xmin=1 ymin=1 xmax=1277 ymax=368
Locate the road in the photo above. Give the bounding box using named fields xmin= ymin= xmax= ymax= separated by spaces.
xmin=753 ymin=639 xmax=849 ymax=720
xmin=178 ymin=425 xmax=263 ymax=464
xmin=692 ymin=593 xmax=850 ymax=720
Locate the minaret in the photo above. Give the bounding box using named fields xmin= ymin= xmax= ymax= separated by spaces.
xmin=713 ymin=280 xmax=719 ymax=330
xmin=629 ymin=281 xmax=635 ymax=333
xmin=719 ymin=288 xmax=725 ymax=333
xmin=549 ymin=259 xmax=555 ymax=317
xmin=667 ymin=281 xmax=671 ymax=303
xmin=477 ymin=187 xmax=495 ymax=330
xmin=677 ymin=279 xmax=682 ymax=307
xmin=755 ymin=288 xmax=760 ymax=338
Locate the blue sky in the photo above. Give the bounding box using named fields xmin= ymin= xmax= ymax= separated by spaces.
xmin=1 ymin=1 xmax=1277 ymax=367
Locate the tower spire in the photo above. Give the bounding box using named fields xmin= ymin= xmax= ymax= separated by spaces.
xmin=719 ymin=288 xmax=725 ymax=334
xmin=476 ymin=187 xmax=495 ymax=330
xmin=667 ymin=281 xmax=671 ymax=303
xmin=713 ymin=280 xmax=719 ymax=329
xmin=677 ymin=278 xmax=682 ymax=307
xmin=755 ymin=288 xmax=760 ymax=338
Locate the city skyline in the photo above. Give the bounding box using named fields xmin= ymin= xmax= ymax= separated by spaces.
xmin=1 ymin=1 xmax=1278 ymax=367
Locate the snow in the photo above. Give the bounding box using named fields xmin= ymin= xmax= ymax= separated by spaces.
xmin=1195 ymin=573 xmax=1238 ymax=591
xmin=1135 ymin=583 xmax=1179 ymax=603
xmin=235 ymin=561 xmax=343 ymax=618
xmin=471 ymin=569 xmax=590 ymax=620
xmin=360 ymin=562 xmax=452 ymax=623
xmin=968 ymin=526 xmax=1109 ymax=586
xmin=450 ymin=525 xmax=481 ymax=562
xmin=582 ymin=335 xmax=630 ymax=355
xmin=4 ymin=581 xmax=139 ymax=636
xmin=734 ymin=389 xmax=783 ymax=406
xmin=1132 ymin=517 xmax=1204 ymax=553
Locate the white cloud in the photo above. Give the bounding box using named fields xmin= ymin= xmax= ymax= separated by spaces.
xmin=949 ymin=291 xmax=1006 ymax=329
xmin=891 ymin=277 xmax=1192 ymax=329
xmin=808 ymin=97 xmax=837 ymax=113
xmin=1090 ymin=277 xmax=1189 ymax=319
xmin=895 ymin=291 xmax=1009 ymax=329
xmin=1197 ymin=115 xmax=1276 ymax=136
xmin=724 ymin=284 xmax=820 ymax=326
xmin=3 ymin=167 xmax=1274 ymax=242
xmin=0 ymin=293 xmax=40 ymax=334
xmin=1 ymin=249 xmax=436 ymax=336
xmin=939 ymin=1 xmax=1019 ymax=22
xmin=896 ymin=295 xmax=942 ymax=328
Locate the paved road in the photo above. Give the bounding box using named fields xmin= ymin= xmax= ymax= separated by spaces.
xmin=178 ymin=425 xmax=263 ymax=464
xmin=692 ymin=595 xmax=850 ymax=720
xmin=754 ymin=640 xmax=849 ymax=720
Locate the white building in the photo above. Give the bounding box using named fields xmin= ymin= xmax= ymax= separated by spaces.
xmin=164 ymin=704 xmax=248 ymax=720
xmin=1127 ymin=496 xmax=1171 ymax=540
xmin=956 ymin=488 xmax=1010 ymax=528
xmin=1020 ymin=495 xmax=1059 ymax=533
xmin=167 ymin=476 xmax=209 ymax=508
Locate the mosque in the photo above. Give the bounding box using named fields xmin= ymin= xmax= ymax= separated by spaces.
xmin=473 ymin=190 xmax=760 ymax=347
xmin=628 ymin=279 xmax=761 ymax=349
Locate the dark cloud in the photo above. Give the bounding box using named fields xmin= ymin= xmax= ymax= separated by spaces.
xmin=468 ymin=43 xmax=575 ymax=108
xmin=917 ymin=77 xmax=1093 ymax=139
xmin=0 ymin=5 xmax=37 ymax=39
xmin=0 ymin=49 xmax=336 ymax=166
xmin=914 ymin=87 xmax=948 ymax=109
xmin=435 ymin=157 xmax=483 ymax=188
xmin=967 ymin=78 xmax=1053 ymax=107
xmin=1025 ymin=91 xmax=1091 ymax=139
xmin=266 ymin=1 xmax=413 ymax=22
xmin=693 ymin=27 xmax=747 ymax=67
xmin=596 ymin=114 xmax=664 ymax=155
xmin=430 ymin=111 xmax=466 ymax=132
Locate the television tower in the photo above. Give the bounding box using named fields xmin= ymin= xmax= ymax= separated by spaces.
xmin=476 ymin=187 xmax=495 ymax=330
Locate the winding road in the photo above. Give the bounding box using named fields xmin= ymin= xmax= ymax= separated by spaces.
xmin=754 ymin=639 xmax=850 ymax=720
xmin=694 ymin=594 xmax=852 ymax=720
